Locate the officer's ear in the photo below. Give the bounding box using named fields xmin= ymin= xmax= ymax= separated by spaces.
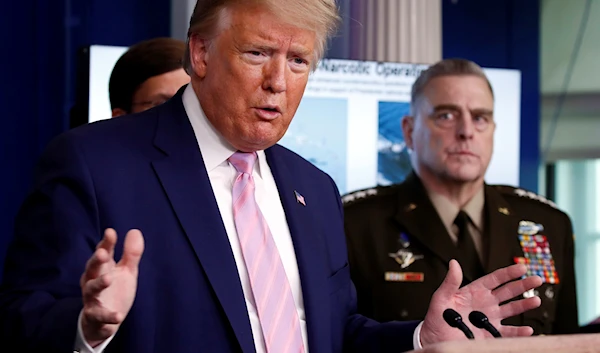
xmin=402 ymin=115 xmax=415 ymax=150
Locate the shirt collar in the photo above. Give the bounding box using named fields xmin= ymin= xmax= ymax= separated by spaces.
xmin=426 ymin=185 xmax=485 ymax=231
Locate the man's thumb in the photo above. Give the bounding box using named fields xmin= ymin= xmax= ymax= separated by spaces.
xmin=438 ymin=259 xmax=463 ymax=295
xmin=120 ymin=229 xmax=145 ymax=270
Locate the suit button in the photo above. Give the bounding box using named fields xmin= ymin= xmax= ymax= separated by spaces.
xmin=543 ymin=311 xmax=549 ymax=319
xmin=401 ymin=310 xmax=408 ymax=318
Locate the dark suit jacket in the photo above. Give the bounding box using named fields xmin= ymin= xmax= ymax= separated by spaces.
xmin=344 ymin=173 xmax=579 ymax=335
xmin=0 ymin=89 xmax=418 ymax=353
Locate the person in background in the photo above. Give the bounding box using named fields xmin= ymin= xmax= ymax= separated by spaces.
xmin=0 ymin=3 xmax=542 ymax=352
xmin=344 ymin=58 xmax=579 ymax=335
xmin=109 ymin=37 xmax=190 ymax=117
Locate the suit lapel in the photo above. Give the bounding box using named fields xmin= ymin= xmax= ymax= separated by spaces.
xmin=265 ymin=146 xmax=330 ymax=353
xmin=484 ymin=185 xmax=523 ymax=272
xmin=151 ymin=93 xmax=255 ymax=352
xmin=392 ymin=174 xmax=467 ymax=279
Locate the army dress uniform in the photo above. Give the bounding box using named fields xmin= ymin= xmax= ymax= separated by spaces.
xmin=343 ymin=173 xmax=579 ymax=335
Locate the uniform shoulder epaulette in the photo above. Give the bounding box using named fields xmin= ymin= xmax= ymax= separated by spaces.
xmin=341 ymin=184 xmax=398 ymax=206
xmin=493 ymin=185 xmax=559 ymax=209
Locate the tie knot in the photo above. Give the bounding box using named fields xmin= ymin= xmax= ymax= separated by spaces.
xmin=228 ymin=151 xmax=257 ymax=175
xmin=454 ymin=210 xmax=470 ymax=229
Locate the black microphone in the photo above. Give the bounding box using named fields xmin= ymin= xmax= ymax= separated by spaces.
xmin=443 ymin=308 xmax=474 ymax=339
xmin=468 ymin=310 xmax=502 ymax=338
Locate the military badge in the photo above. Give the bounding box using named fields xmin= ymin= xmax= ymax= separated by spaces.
xmin=513 ymin=188 xmax=558 ymax=209
xmin=389 ymin=232 xmax=423 ymax=269
xmin=514 ymin=229 xmax=560 ymax=285
xmin=399 ymin=232 xmax=410 ymax=248
xmin=389 ymin=249 xmax=424 ymax=269
xmin=341 ymin=187 xmax=378 ymax=204
xmin=518 ymin=220 xmax=544 ymax=235
xmin=385 ymin=271 xmax=425 ymax=282
xmin=498 ymin=207 xmax=510 ymax=215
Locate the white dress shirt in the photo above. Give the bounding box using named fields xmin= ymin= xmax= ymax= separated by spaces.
xmin=75 ymin=85 xmax=309 ymax=352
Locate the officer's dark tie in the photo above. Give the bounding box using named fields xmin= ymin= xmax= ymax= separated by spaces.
xmin=454 ymin=210 xmax=484 ymax=280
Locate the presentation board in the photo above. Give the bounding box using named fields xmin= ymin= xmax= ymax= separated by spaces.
xmin=87 ymin=45 xmax=521 ymax=194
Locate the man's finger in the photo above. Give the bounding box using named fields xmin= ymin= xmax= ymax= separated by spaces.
xmin=492 ymin=275 xmax=543 ymax=303
xmin=82 ymin=274 xmax=112 ymax=300
xmin=498 ymin=296 xmax=542 ymax=319
xmin=118 ymin=229 xmax=145 ymax=271
xmin=498 ymin=325 xmax=534 ymax=337
xmin=474 ymin=263 xmax=528 ymax=291
xmin=81 ymin=248 xmax=111 ymax=284
xmin=83 ymin=307 xmax=123 ymax=325
xmin=97 ymin=228 xmax=118 ymax=259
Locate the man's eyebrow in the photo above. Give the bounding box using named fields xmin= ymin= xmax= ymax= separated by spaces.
xmin=289 ymin=45 xmax=312 ymax=57
xmin=432 ymin=105 xmax=493 ymax=115
xmin=432 ymin=104 xmax=461 ymax=111
xmin=471 ymin=108 xmax=494 ymax=115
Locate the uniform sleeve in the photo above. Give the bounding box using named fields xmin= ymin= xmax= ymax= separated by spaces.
xmin=552 ymin=213 xmax=580 ymax=334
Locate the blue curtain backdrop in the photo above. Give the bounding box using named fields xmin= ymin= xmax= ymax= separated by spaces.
xmin=442 ymin=0 xmax=541 ymax=193
xmin=0 ymin=0 xmax=171 ymax=280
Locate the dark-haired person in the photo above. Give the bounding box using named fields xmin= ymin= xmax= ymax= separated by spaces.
xmin=109 ymin=37 xmax=190 ymax=117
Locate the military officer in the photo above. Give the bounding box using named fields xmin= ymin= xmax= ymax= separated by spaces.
xmin=343 ymin=58 xmax=579 ymax=335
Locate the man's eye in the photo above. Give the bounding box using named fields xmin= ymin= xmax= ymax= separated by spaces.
xmin=293 ymin=57 xmax=307 ymax=65
xmin=438 ymin=112 xmax=454 ymax=120
xmin=474 ymin=115 xmax=492 ymax=131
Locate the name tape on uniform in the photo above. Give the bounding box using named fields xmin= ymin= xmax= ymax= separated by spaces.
xmin=384 ymin=272 xmax=424 ymax=282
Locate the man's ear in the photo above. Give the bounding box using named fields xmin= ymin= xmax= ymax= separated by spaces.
xmin=401 ymin=115 xmax=415 ymax=150
xmin=112 ymin=108 xmax=127 ymax=118
xmin=188 ymin=34 xmax=211 ymax=79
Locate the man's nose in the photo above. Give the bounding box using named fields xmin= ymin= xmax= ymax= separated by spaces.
xmin=456 ymin=114 xmax=475 ymax=139
xmin=262 ymin=57 xmax=287 ymax=93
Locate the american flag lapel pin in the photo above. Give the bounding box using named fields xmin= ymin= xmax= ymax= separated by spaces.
xmin=294 ymin=190 xmax=306 ymax=206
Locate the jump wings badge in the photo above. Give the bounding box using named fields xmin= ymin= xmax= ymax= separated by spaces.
xmin=388 ymin=249 xmax=424 ymax=269
xmin=388 ymin=233 xmax=424 ymax=269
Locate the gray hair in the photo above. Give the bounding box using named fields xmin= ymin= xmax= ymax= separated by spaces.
xmin=183 ymin=0 xmax=341 ymax=74
xmin=410 ymin=58 xmax=494 ymax=115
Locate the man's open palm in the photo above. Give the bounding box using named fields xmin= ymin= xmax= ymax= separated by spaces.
xmin=421 ymin=260 xmax=543 ymax=346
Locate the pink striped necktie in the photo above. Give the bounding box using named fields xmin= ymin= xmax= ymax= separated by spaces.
xmin=228 ymin=151 xmax=305 ymax=353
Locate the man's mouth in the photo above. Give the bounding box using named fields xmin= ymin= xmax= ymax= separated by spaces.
xmin=258 ymin=105 xmax=281 ymax=113
xmin=254 ymin=106 xmax=282 ymax=120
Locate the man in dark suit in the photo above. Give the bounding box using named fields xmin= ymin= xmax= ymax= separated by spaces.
xmin=0 ymin=3 xmax=542 ymax=353
xmin=344 ymin=58 xmax=579 ymax=335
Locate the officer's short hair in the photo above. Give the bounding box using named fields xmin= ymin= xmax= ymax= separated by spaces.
xmin=410 ymin=58 xmax=494 ymax=115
